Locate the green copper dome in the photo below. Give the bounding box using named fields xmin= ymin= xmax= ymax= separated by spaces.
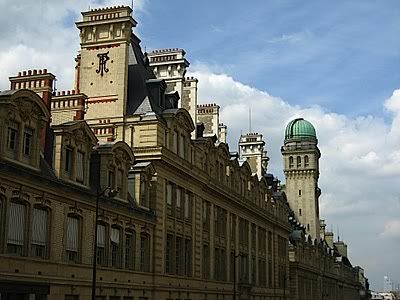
xmin=285 ymin=118 xmax=317 ymax=141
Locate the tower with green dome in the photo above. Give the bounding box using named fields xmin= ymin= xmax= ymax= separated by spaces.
xmin=281 ymin=118 xmax=321 ymax=239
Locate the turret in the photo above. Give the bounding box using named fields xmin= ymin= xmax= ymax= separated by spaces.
xmin=281 ymin=118 xmax=321 ymax=238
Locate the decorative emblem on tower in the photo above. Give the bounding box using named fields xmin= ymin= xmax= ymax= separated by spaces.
xmin=96 ymin=51 xmax=110 ymax=76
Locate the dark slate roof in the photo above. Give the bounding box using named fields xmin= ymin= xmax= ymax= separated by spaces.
xmin=126 ymin=33 xmax=166 ymax=116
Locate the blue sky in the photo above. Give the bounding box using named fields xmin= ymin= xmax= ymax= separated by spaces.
xmin=135 ymin=0 xmax=400 ymax=118
xmin=0 ymin=0 xmax=399 ymax=291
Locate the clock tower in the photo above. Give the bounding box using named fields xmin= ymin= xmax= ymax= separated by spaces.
xmin=75 ymin=6 xmax=137 ymax=120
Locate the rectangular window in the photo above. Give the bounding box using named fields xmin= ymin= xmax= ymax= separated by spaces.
xmin=184 ymin=192 xmax=191 ymax=221
xmin=23 ymin=127 xmax=34 ymax=156
xmin=7 ymin=202 xmax=25 ymax=255
xmin=125 ymin=231 xmax=136 ymax=270
xmin=65 ymin=147 xmax=73 ymax=173
xmin=76 ymin=151 xmax=85 ymax=183
xmin=166 ymin=183 xmax=173 ymax=216
xmin=97 ymin=224 xmax=107 ymax=266
xmin=203 ymin=244 xmax=209 ymax=279
xmin=140 ymin=234 xmax=150 ymax=272
xmin=175 ymin=237 xmax=183 ymax=275
xmin=214 ymin=248 xmax=220 ymax=280
xmin=176 ymin=187 xmax=182 ymax=219
xmin=31 ymin=208 xmax=48 ymax=258
xmin=66 ymin=216 xmax=79 ymax=263
xmin=299 ymin=208 xmax=302 ymax=216
xmin=299 ymin=189 xmax=302 ymax=196
xmin=202 ymin=200 xmax=210 ymax=230
xmin=7 ymin=121 xmax=18 ymax=150
xmin=185 ymin=238 xmax=192 ymax=276
xmin=166 ymin=234 xmax=174 ymax=274
xmin=231 ymin=214 xmax=236 ymax=241
xmin=140 ymin=179 xmax=148 ymax=208
xmin=111 ymin=227 xmax=121 ymax=268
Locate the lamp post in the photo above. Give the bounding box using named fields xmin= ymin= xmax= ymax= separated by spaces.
xmin=91 ymin=187 xmax=118 ymax=300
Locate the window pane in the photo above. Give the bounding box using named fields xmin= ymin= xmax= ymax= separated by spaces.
xmin=97 ymin=224 xmax=106 ymax=247
xmin=32 ymin=208 xmax=48 ymax=246
xmin=23 ymin=127 xmax=34 ymax=156
xmin=66 ymin=217 xmax=79 ymax=251
xmin=8 ymin=202 xmax=25 ymax=246
xmin=125 ymin=231 xmax=136 ymax=269
xmin=76 ymin=151 xmax=85 ymax=182
xmin=7 ymin=121 xmax=18 ymax=150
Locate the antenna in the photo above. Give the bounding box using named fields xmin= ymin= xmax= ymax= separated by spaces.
xmin=131 ymin=0 xmax=134 ymax=9
xmin=337 ymin=225 xmax=340 ymax=242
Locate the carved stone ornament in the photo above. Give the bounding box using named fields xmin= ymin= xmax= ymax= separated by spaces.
xmin=114 ymin=149 xmax=125 ymax=165
xmin=15 ymin=97 xmax=41 ymax=122
xmin=73 ymin=129 xmax=86 ymax=144
xmin=96 ymin=51 xmax=110 ymax=76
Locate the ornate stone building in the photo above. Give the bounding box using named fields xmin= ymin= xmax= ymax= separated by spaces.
xmin=0 ymin=5 xmax=367 ymax=300
xmin=0 ymin=5 xmax=292 ymax=300
xmin=282 ymin=119 xmax=369 ymax=300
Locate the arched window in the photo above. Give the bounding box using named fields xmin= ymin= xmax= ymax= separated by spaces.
xmin=7 ymin=202 xmax=27 ymax=256
xmin=304 ymin=155 xmax=309 ymax=167
xmin=289 ymin=156 xmax=294 ymax=168
xmin=140 ymin=232 xmax=150 ymax=272
xmin=96 ymin=223 xmax=108 ymax=266
xmin=125 ymin=229 xmax=136 ymax=270
xmin=66 ymin=215 xmax=81 ymax=263
xmin=31 ymin=207 xmax=49 ymax=258
xmin=297 ymin=156 xmax=301 ymax=168
xmin=111 ymin=226 xmax=122 ymax=268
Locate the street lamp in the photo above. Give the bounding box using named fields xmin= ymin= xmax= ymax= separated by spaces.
xmin=91 ymin=187 xmax=119 ymax=300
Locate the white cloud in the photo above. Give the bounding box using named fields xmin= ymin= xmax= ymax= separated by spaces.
xmin=191 ymin=65 xmax=400 ymax=285
xmin=381 ymin=220 xmax=400 ymax=239
xmin=0 ymin=0 xmax=145 ymax=91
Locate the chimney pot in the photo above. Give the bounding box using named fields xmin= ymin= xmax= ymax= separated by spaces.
xmin=43 ymin=69 xmax=47 ymax=74
xmin=72 ymin=89 xmax=75 ymax=95
xmin=18 ymin=72 xmax=21 ymax=77
xmin=23 ymin=71 xmax=27 ymax=76
xmin=67 ymin=90 xmax=71 ymax=95
xmin=28 ymin=70 xmax=32 ymax=75
xmin=33 ymin=70 xmax=37 ymax=75
xmin=39 ymin=70 xmax=42 ymax=74
xmin=62 ymin=91 xmax=65 ymax=95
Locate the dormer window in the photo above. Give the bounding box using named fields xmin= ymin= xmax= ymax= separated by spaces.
xmin=65 ymin=147 xmax=73 ymax=174
xmin=7 ymin=121 xmax=18 ymax=151
xmin=76 ymin=151 xmax=85 ymax=183
xmin=23 ymin=127 xmax=34 ymax=156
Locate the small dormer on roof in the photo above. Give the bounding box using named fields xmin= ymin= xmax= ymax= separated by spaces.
xmin=0 ymin=89 xmax=50 ymax=170
xmin=91 ymin=141 xmax=134 ymax=202
xmin=51 ymin=120 xmax=98 ymax=187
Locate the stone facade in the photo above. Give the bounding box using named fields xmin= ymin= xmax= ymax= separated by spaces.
xmin=0 ymin=5 xmax=367 ymax=300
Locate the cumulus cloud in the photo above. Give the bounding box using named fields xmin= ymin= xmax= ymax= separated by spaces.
xmin=190 ymin=64 xmax=400 ymax=286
